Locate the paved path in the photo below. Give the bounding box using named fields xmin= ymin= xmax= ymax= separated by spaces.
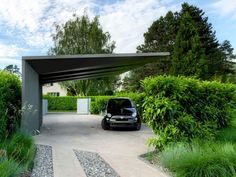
xmin=34 ymin=113 xmax=168 ymax=177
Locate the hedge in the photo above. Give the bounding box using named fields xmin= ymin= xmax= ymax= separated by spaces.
xmin=0 ymin=71 xmax=21 ymax=140
xmin=43 ymin=93 xmax=145 ymax=115
xmin=141 ymin=75 xmax=236 ymax=150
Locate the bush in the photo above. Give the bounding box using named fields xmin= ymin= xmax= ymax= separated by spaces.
xmin=0 ymin=71 xmax=21 ymax=140
xmin=216 ymin=111 xmax=236 ymax=143
xmin=44 ymin=96 xmax=78 ymax=111
xmin=159 ymin=141 xmax=236 ymax=177
xmin=142 ymin=75 xmax=236 ymax=150
xmin=115 ymin=92 xmax=145 ymax=116
xmin=90 ymin=96 xmax=115 ymax=114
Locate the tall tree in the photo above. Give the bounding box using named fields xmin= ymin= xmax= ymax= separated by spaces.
xmin=124 ymin=11 xmax=178 ymax=92
xmin=124 ymin=3 xmax=235 ymax=91
xmin=4 ymin=65 xmax=21 ymax=77
xmin=172 ymin=13 xmax=207 ymax=78
xmin=49 ymin=14 xmax=118 ymax=96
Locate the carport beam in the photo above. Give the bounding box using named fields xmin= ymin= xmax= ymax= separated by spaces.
xmin=21 ymin=60 xmax=42 ymax=134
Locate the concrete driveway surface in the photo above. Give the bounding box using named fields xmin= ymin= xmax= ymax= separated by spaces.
xmin=34 ymin=113 xmax=168 ymax=177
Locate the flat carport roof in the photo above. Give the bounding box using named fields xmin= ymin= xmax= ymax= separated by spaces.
xmin=21 ymin=52 xmax=169 ymax=134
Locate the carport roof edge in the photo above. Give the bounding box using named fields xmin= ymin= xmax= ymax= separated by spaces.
xmin=22 ymin=52 xmax=170 ymax=83
xmin=22 ymin=52 xmax=170 ymax=60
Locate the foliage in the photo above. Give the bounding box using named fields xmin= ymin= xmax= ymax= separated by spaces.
xmin=171 ymin=12 xmax=207 ymax=78
xmin=6 ymin=132 xmax=35 ymax=167
xmin=124 ymin=3 xmax=235 ymax=91
xmin=216 ymin=111 xmax=236 ymax=143
xmin=4 ymin=65 xmax=21 ymax=78
xmin=49 ymin=13 xmax=119 ymax=96
xmin=0 ymin=158 xmax=24 ymax=177
xmin=0 ymin=132 xmax=35 ymax=176
xmin=59 ymin=77 xmax=120 ymax=96
xmin=44 ymin=93 xmax=145 ymax=115
xmin=0 ymin=71 xmax=21 ymax=140
xmin=142 ymin=75 xmax=236 ymax=150
xmin=159 ymin=141 xmax=236 ymax=177
xmin=90 ymin=96 xmax=115 ymax=114
xmin=44 ymin=96 xmax=78 ymax=111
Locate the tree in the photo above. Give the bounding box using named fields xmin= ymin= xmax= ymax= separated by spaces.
xmin=4 ymin=65 xmax=21 ymax=77
xmin=124 ymin=3 xmax=235 ymax=91
xmin=172 ymin=13 xmax=207 ymax=78
xmin=49 ymin=13 xmax=119 ymax=96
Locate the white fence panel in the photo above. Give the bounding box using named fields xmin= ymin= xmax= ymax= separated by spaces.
xmin=42 ymin=99 xmax=48 ymax=115
xmin=77 ymin=98 xmax=91 ymax=114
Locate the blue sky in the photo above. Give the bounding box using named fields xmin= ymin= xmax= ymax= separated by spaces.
xmin=0 ymin=0 xmax=235 ymax=70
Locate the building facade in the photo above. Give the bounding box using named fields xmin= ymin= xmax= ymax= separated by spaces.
xmin=43 ymin=82 xmax=67 ymax=96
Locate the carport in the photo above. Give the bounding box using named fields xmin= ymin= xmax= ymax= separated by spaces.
xmin=21 ymin=52 xmax=169 ymax=134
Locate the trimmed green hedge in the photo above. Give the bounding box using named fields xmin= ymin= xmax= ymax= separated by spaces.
xmin=44 ymin=93 xmax=145 ymax=115
xmin=0 ymin=71 xmax=21 ymax=140
xmin=142 ymin=75 xmax=236 ymax=150
xmin=43 ymin=96 xmax=78 ymax=111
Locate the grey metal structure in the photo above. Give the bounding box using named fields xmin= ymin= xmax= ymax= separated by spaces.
xmin=22 ymin=53 xmax=169 ymax=134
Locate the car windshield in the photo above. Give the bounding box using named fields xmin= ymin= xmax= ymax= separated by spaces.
xmin=107 ymin=99 xmax=132 ymax=110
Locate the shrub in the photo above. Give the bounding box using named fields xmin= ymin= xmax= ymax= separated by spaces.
xmin=159 ymin=141 xmax=236 ymax=177
xmin=90 ymin=96 xmax=115 ymax=114
xmin=44 ymin=94 xmax=145 ymax=115
xmin=142 ymin=75 xmax=236 ymax=150
xmin=44 ymin=96 xmax=78 ymax=111
xmin=115 ymin=92 xmax=145 ymax=116
xmin=0 ymin=71 xmax=21 ymax=140
xmin=216 ymin=111 xmax=236 ymax=143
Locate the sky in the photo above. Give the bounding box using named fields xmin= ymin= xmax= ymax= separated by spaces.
xmin=0 ymin=0 xmax=235 ymax=70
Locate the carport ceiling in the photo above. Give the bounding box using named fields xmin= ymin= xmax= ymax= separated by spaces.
xmin=23 ymin=52 xmax=170 ymax=84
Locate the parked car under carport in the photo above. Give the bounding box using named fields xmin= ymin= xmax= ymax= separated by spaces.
xmin=101 ymin=98 xmax=141 ymax=130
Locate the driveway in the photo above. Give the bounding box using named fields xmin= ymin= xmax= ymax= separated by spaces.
xmin=34 ymin=113 xmax=168 ymax=177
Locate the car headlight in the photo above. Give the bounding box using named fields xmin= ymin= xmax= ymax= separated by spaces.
xmin=132 ymin=112 xmax=137 ymax=117
xmin=107 ymin=113 xmax=112 ymax=118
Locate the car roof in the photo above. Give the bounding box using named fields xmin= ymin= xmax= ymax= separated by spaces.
xmin=109 ymin=97 xmax=132 ymax=100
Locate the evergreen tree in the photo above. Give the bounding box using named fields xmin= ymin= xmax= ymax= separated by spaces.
xmin=172 ymin=13 xmax=207 ymax=78
xmin=123 ymin=3 xmax=235 ymax=91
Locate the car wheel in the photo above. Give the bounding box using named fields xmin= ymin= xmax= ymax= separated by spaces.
xmin=101 ymin=119 xmax=110 ymax=130
xmin=135 ymin=122 xmax=141 ymax=131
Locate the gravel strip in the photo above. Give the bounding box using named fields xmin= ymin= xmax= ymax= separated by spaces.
xmin=31 ymin=144 xmax=54 ymax=177
xmin=74 ymin=150 xmax=120 ymax=177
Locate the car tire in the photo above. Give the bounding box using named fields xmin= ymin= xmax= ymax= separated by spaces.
xmin=134 ymin=122 xmax=141 ymax=131
xmin=101 ymin=119 xmax=110 ymax=130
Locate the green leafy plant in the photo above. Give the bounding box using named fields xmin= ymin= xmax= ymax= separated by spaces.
xmin=142 ymin=75 xmax=236 ymax=149
xmin=0 ymin=71 xmax=21 ymax=140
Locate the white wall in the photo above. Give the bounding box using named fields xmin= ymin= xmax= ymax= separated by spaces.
xmin=42 ymin=82 xmax=67 ymax=96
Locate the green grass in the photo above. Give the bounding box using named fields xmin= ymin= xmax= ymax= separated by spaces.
xmin=159 ymin=141 xmax=236 ymax=177
xmin=143 ymin=113 xmax=236 ymax=177
xmin=0 ymin=158 xmax=25 ymax=177
xmin=0 ymin=131 xmax=36 ymax=176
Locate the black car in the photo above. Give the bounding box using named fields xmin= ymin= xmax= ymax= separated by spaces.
xmin=101 ymin=98 xmax=141 ymax=130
